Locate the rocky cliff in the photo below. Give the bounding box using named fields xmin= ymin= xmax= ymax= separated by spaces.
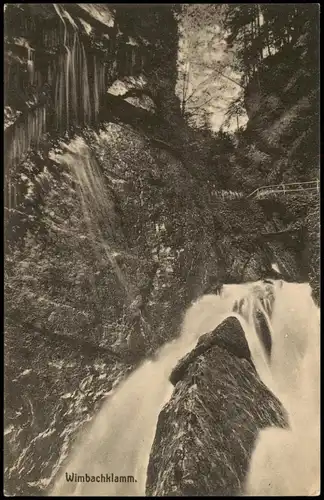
xmin=243 ymin=29 xmax=320 ymax=303
xmin=234 ymin=5 xmax=319 ymax=189
xmin=225 ymin=6 xmax=320 ymax=303
xmin=4 ymin=4 xmax=316 ymax=497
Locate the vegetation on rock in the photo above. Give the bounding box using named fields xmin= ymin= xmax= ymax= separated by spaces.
xmin=4 ymin=3 xmax=319 ymax=496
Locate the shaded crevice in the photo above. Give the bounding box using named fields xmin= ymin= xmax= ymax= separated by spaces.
xmin=16 ymin=321 xmax=132 ymax=363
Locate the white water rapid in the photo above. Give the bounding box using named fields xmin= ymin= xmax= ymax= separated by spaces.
xmin=51 ymin=279 xmax=320 ymax=497
xmin=245 ymin=281 xmax=320 ymax=496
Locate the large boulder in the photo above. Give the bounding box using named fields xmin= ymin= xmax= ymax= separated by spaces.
xmin=146 ymin=317 xmax=288 ymax=496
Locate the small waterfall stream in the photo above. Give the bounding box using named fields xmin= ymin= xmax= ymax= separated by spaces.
xmin=5 ymin=3 xmax=110 ymax=170
xmin=52 ymin=3 xmax=106 ymax=130
xmin=50 ymin=279 xmax=319 ymax=496
xmin=51 ymin=136 xmax=134 ymax=309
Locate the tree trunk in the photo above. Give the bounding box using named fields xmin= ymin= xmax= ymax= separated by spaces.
xmin=256 ymin=6 xmax=263 ymax=61
xmin=265 ymin=17 xmax=272 ymax=57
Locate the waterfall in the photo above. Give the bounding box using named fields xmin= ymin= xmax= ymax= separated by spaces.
xmin=51 ymin=136 xmax=134 ymax=308
xmin=27 ymin=47 xmax=35 ymax=84
xmin=93 ymin=55 xmax=100 ymax=123
xmin=5 ymin=105 xmax=47 ymax=171
xmin=245 ymin=282 xmax=320 ymax=496
xmin=5 ymin=3 xmax=110 ymax=173
xmin=70 ymin=32 xmax=78 ymax=124
xmin=53 ymin=3 xmax=106 ymax=130
xmin=5 ymin=3 xmax=115 ymax=226
xmin=80 ymin=42 xmax=91 ymax=124
xmin=50 ymin=279 xmax=319 ymax=496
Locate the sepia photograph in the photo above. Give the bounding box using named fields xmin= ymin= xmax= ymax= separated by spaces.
xmin=4 ymin=3 xmax=320 ymax=496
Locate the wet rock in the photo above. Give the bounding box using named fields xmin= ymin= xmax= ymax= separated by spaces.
xmin=146 ymin=318 xmax=288 ymax=497
xmin=4 ymin=115 xmax=303 ymax=495
xmin=203 ymin=276 xmax=223 ymax=295
xmin=124 ymin=95 xmax=156 ymax=113
xmin=170 ymin=317 xmax=253 ymax=386
xmin=4 ymin=323 xmax=130 ymax=497
xmin=254 ymin=308 xmax=272 ymax=359
xmin=108 ymin=76 xmax=148 ymax=97
xmin=4 ymin=4 xmax=309 ymax=496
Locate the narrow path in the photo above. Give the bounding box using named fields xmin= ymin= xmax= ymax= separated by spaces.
xmin=247 ymin=180 xmax=319 ymax=199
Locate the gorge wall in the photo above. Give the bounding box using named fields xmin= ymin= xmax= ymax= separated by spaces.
xmin=4 ymin=4 xmax=318 ymax=497
xmin=242 ymin=26 xmax=320 ymax=303
xmin=222 ymin=5 xmax=320 ymax=302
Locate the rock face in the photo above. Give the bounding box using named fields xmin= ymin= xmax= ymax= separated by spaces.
xmin=4 ymin=326 xmax=130 ymax=496
xmin=229 ymin=8 xmax=320 ymax=300
xmin=4 ymin=4 xmax=309 ymax=497
xmin=242 ymin=16 xmax=319 ymax=186
xmin=170 ymin=317 xmax=253 ymax=386
xmin=146 ymin=317 xmax=288 ymax=496
xmin=4 ymin=119 xmax=299 ymax=496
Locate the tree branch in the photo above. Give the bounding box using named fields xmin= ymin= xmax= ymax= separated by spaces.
xmin=183 ymin=73 xmax=215 ymax=105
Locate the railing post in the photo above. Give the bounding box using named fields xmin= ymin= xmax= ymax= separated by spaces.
xmin=279 ymin=183 xmax=286 ymax=195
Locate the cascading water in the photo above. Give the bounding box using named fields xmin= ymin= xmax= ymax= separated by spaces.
xmin=50 ymin=136 xmax=135 ymax=315
xmin=245 ymin=282 xmax=320 ymax=496
xmin=5 ymin=3 xmax=110 ymax=173
xmin=53 ymin=3 xmax=95 ymax=130
xmin=52 ymin=3 xmax=110 ymax=130
xmin=50 ymin=277 xmax=319 ymax=497
xmin=5 ymin=105 xmax=47 ymax=176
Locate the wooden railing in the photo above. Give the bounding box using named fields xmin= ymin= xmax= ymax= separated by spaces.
xmin=247 ymin=180 xmax=320 ymax=199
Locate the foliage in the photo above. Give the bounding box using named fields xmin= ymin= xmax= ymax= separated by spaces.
xmin=223 ymin=4 xmax=319 ymax=86
xmin=210 ymin=4 xmax=319 ymax=192
xmin=175 ymin=4 xmax=245 ymax=130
